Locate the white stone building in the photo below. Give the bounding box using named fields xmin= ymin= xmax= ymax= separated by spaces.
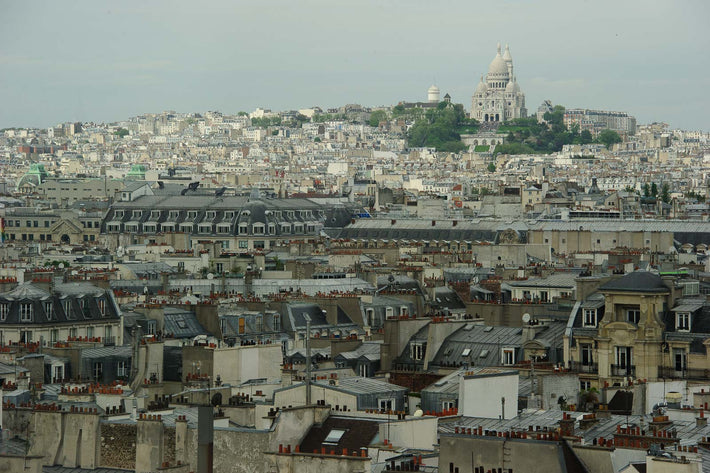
xmin=471 ymin=43 xmax=527 ymax=123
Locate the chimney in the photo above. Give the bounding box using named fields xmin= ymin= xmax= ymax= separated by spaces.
xmin=697 ymin=411 xmax=707 ymax=428
xmin=559 ymin=412 xmax=575 ymax=437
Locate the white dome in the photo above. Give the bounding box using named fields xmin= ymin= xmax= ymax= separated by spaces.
xmin=428 ymin=85 xmax=440 ymax=94
xmin=488 ymin=53 xmax=509 ymax=77
xmin=506 ymin=80 xmax=516 ymax=93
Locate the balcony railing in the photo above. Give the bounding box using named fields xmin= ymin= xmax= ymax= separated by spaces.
xmin=569 ymin=361 xmax=598 ymax=374
xmin=657 ymin=366 xmax=710 ymax=380
xmin=610 ymin=364 xmax=636 ymax=377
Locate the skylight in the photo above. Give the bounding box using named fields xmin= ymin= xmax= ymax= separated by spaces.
xmin=324 ymin=429 xmax=346 ymax=444
xmin=461 ymin=348 xmax=471 ymax=357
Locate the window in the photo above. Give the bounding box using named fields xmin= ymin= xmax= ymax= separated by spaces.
xmin=676 ymin=312 xmax=690 ymax=331
xmin=238 ymin=317 xmax=245 ymax=334
xmin=626 ymin=309 xmax=640 ymax=324
xmin=50 ymin=329 xmax=58 ymax=343
xmin=580 ymin=380 xmax=591 ymax=391
xmin=117 ymin=361 xmax=127 ymax=377
xmin=442 ymin=400 xmax=456 ymax=411
xmin=53 ymin=365 xmax=64 ymax=382
xmin=69 ymin=327 xmax=77 ymax=338
xmin=0 ymin=304 xmax=8 ymax=321
xmin=45 ymin=302 xmax=53 ymax=320
xmin=147 ymin=320 xmax=156 ymax=335
xmin=238 ymin=224 xmax=248 ymax=235
xmin=581 ymin=343 xmax=594 ymax=366
xmin=583 ymin=309 xmax=597 ymax=327
xmin=80 ymin=298 xmax=91 ymax=317
xmin=385 ymin=307 xmax=394 ymax=319
xmin=238 ymin=240 xmax=248 ymax=249
xmin=502 ymin=348 xmax=515 ymax=365
xmin=411 ymin=342 xmax=425 ymax=361
xmin=324 ymin=429 xmax=346 ymax=444
xmin=273 ymin=314 xmax=281 ymax=332
xmin=98 ymin=299 xmax=106 ymax=316
xmin=673 ymin=348 xmax=687 ymax=373
xmin=20 ymin=330 xmax=32 ymax=343
xmin=379 ymin=399 xmax=394 ymax=411
xmin=105 ymin=325 xmax=113 ymax=341
xmin=20 ymin=303 xmax=33 ymax=322
xmin=615 ymin=346 xmax=632 ymax=368
xmin=64 ymin=299 xmax=72 ymax=318
xmin=93 ymin=362 xmax=103 ymax=381
xmin=359 ymin=363 xmax=368 ymax=377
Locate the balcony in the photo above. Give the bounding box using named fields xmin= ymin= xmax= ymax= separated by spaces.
xmin=657 ymin=366 xmax=710 ymax=380
xmin=569 ymin=361 xmax=598 ymax=374
xmin=610 ymin=364 xmax=636 ymax=377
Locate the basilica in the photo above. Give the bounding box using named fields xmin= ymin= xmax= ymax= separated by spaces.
xmin=471 ymin=43 xmax=527 ymax=123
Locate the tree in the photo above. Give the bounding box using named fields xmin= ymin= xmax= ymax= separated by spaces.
xmin=579 ymin=129 xmax=593 ymax=144
xmin=314 ymin=137 xmax=321 ymax=142
xmin=369 ymin=110 xmax=387 ymax=127
xmin=597 ymin=129 xmax=622 ymax=149
xmin=661 ymin=183 xmax=671 ymax=204
xmin=651 ymin=182 xmax=658 ymax=198
xmin=643 ymin=183 xmax=650 ymax=197
xmin=114 ymin=127 xmax=129 ymax=138
xmin=487 ymin=162 xmax=496 ymax=172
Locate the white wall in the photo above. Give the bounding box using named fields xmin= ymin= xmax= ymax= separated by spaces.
xmin=459 ymin=372 xmax=518 ymax=419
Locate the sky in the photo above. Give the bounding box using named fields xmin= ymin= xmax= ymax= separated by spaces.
xmin=1 ymin=0 xmax=709 ymax=130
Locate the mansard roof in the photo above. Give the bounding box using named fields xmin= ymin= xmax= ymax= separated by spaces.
xmin=598 ymin=271 xmax=669 ymax=294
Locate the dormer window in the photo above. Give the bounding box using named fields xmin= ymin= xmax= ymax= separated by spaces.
xmin=98 ymin=298 xmax=106 ymax=317
xmin=187 ymin=211 xmax=198 ymax=219
xmin=252 ymin=223 xmax=265 ymax=235
xmin=0 ymin=303 xmax=8 ymax=321
xmin=150 ymin=210 xmax=160 ymax=220
xmin=206 ymin=211 xmax=216 ymax=219
xmin=44 ymin=301 xmax=53 ymax=320
xmin=132 ymin=210 xmax=142 ymax=219
xmin=502 ymin=348 xmax=515 ymax=365
xmin=626 ymin=309 xmax=640 ymax=324
xmin=239 ymin=223 xmax=248 ymax=235
xmin=115 ymin=210 xmax=124 ymax=219
xmin=583 ymin=309 xmax=597 ymax=327
xmin=676 ymin=312 xmax=691 ymax=332
xmin=411 ymin=342 xmax=425 ymax=361
xmin=20 ymin=303 xmax=33 ymax=322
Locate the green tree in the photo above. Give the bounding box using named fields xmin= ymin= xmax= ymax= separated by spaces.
xmin=651 ymin=182 xmax=658 ymax=197
xmin=661 ymin=183 xmax=671 ymax=204
xmin=369 ymin=110 xmax=388 ymax=127
xmin=642 ymin=183 xmax=650 ymax=197
xmin=114 ymin=127 xmax=129 ymax=138
xmin=579 ymin=129 xmax=593 ymax=144
xmin=314 ymin=137 xmax=321 ymax=142
xmin=597 ymin=129 xmax=622 ymax=149
xmin=487 ymin=162 xmax=496 ymax=172
xmin=406 ymin=104 xmax=469 ymax=152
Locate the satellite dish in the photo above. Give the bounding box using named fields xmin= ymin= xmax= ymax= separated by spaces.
xmin=58 ymin=263 xmax=65 ymax=269
xmin=413 ymin=409 xmax=424 ymax=417
xmin=522 ymin=313 xmax=531 ymax=324
xmin=206 ymin=273 xmax=214 ymax=280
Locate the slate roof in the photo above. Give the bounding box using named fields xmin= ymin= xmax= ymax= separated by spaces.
xmin=163 ymin=307 xmax=210 ymax=338
xmin=443 ymin=408 xmax=710 ymax=448
xmin=335 ymin=341 xmax=383 ymax=362
xmin=299 ymin=416 xmax=380 ymax=454
xmin=315 ymin=377 xmax=407 ymax=396
xmin=598 ymin=272 xmax=670 ymax=293
xmin=0 ymin=282 xmax=120 ymax=325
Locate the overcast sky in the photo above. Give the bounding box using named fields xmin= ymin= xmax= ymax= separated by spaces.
xmin=1 ymin=0 xmax=708 ymax=130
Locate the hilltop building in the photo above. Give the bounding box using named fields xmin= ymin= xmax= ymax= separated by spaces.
xmin=471 ymin=43 xmax=527 ymax=123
